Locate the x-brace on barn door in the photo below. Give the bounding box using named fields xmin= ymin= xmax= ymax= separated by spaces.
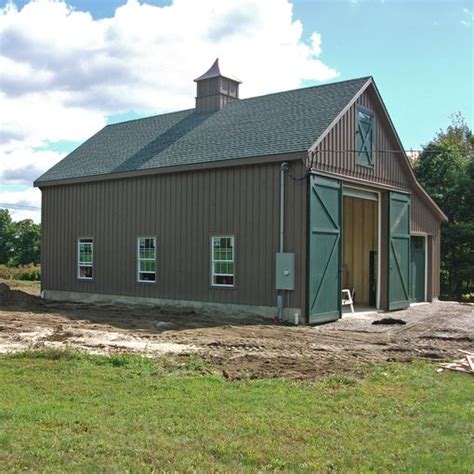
xmin=308 ymin=175 xmax=342 ymax=324
xmin=388 ymin=191 xmax=411 ymax=310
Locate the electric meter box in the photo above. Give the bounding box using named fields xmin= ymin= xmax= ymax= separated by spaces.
xmin=275 ymin=252 xmax=295 ymax=290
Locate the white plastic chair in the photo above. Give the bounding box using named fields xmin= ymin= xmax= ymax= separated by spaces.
xmin=342 ymin=289 xmax=355 ymax=314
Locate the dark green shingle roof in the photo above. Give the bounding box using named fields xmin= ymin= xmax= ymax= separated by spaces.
xmin=35 ymin=77 xmax=369 ymax=184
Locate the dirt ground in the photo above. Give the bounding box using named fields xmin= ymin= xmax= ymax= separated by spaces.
xmin=0 ymin=280 xmax=473 ymax=379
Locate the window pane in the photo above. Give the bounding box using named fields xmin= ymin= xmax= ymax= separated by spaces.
xmin=79 ymin=265 xmax=93 ymax=279
xmin=140 ymin=249 xmax=155 ymax=259
xmin=213 ymin=239 xmax=233 ymax=261
xmin=79 ymin=242 xmax=93 ymax=262
xmin=214 ymin=249 xmax=232 ymax=261
xmin=214 ymin=275 xmax=234 ymax=286
xmin=140 ymin=260 xmax=156 ymax=272
xmin=139 ymin=238 xmax=155 ymax=249
xmin=80 ymin=252 xmax=92 ymax=263
xmin=139 ymin=272 xmax=156 ymax=282
xmin=358 ymin=111 xmax=371 ymax=122
xmin=356 ymin=109 xmax=373 ymax=167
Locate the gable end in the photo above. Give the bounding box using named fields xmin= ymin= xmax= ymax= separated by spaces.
xmin=309 ymin=80 xmax=447 ymax=223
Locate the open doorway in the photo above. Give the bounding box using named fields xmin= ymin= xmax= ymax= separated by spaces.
xmin=342 ymin=188 xmax=379 ymax=313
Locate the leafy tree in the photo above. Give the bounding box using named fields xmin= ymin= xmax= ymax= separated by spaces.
xmin=0 ymin=209 xmax=14 ymax=264
xmin=414 ymin=113 xmax=474 ymax=299
xmin=0 ymin=209 xmax=41 ymax=267
xmin=8 ymin=219 xmax=41 ymax=266
xmin=441 ymin=223 xmax=474 ymax=298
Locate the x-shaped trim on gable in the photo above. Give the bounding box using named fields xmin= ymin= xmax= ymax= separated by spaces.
xmin=358 ymin=117 xmax=373 ymax=164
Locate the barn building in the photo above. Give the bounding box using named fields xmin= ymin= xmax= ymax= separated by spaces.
xmin=34 ymin=60 xmax=447 ymax=324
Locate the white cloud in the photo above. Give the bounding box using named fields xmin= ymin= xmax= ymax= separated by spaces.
xmin=0 ymin=187 xmax=41 ymax=222
xmin=0 ymin=0 xmax=339 ymax=221
xmin=0 ymin=91 xmax=106 ymax=147
xmin=0 ymin=146 xmax=63 ymax=184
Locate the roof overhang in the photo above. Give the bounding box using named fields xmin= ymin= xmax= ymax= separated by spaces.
xmin=34 ymin=151 xmax=306 ymax=188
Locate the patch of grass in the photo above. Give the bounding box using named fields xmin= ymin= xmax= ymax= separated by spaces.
xmin=0 ymin=264 xmax=40 ymax=281
xmin=180 ymin=353 xmax=210 ymax=373
xmin=0 ymin=353 xmax=472 ymax=472
xmin=7 ymin=349 xmax=158 ymax=374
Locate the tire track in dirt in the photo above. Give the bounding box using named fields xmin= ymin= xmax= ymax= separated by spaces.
xmin=0 ymin=281 xmax=472 ymax=379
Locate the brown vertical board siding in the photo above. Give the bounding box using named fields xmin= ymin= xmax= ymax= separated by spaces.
xmin=40 ymin=158 xmax=308 ymax=314
xmin=313 ymin=85 xmax=442 ymax=299
xmin=315 ymin=86 xmax=411 ymax=189
xmin=411 ymin=187 xmax=441 ymax=299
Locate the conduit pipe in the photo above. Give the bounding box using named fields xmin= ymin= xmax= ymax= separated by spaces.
xmin=277 ymin=162 xmax=289 ymax=320
xmin=280 ymin=162 xmax=289 ymax=252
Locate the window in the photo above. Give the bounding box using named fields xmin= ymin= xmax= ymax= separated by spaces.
xmin=356 ymin=107 xmax=374 ymax=167
xmin=221 ymin=78 xmax=229 ymax=94
xmin=138 ymin=237 xmax=156 ymax=282
xmin=211 ymin=236 xmax=235 ymax=287
xmin=78 ymin=238 xmax=93 ymax=279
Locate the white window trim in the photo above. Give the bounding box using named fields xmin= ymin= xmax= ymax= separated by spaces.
xmin=137 ymin=236 xmax=157 ymax=283
xmin=77 ymin=238 xmax=93 ymax=280
xmin=211 ymin=235 xmax=235 ymax=288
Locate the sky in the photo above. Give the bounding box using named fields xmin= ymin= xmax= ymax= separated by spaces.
xmin=0 ymin=0 xmax=473 ymax=222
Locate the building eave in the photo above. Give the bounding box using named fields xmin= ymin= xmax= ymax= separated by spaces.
xmin=34 ymin=151 xmax=306 ymax=188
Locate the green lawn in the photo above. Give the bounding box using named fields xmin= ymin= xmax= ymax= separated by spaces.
xmin=0 ymin=352 xmax=472 ymax=472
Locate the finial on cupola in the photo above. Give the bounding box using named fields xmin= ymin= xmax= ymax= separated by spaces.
xmin=194 ymin=58 xmax=241 ymax=112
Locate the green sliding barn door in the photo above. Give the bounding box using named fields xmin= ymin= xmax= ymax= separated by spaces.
xmin=410 ymin=236 xmax=425 ymax=302
xmin=308 ymin=175 xmax=342 ymax=324
xmin=388 ymin=192 xmax=411 ymax=310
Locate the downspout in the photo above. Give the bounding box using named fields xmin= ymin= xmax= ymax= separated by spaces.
xmin=277 ymin=162 xmax=289 ymax=320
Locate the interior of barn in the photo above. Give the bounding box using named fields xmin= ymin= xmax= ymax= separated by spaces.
xmin=342 ymin=193 xmax=379 ymax=313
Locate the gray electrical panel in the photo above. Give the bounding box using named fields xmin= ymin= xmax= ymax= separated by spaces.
xmin=275 ymin=252 xmax=295 ymax=290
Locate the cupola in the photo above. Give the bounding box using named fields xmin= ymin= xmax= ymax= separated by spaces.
xmin=194 ymin=58 xmax=241 ymax=112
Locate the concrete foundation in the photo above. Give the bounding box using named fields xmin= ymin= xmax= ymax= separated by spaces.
xmin=42 ymin=290 xmax=302 ymax=322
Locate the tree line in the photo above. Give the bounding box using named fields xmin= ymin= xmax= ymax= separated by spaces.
xmin=0 ymin=114 xmax=472 ymax=299
xmin=413 ymin=113 xmax=473 ymax=300
xmin=0 ymin=210 xmax=40 ymax=267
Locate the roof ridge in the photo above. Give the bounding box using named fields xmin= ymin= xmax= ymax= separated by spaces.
xmin=105 ymin=76 xmax=371 ymax=128
xmin=238 ymin=75 xmax=372 ymax=103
